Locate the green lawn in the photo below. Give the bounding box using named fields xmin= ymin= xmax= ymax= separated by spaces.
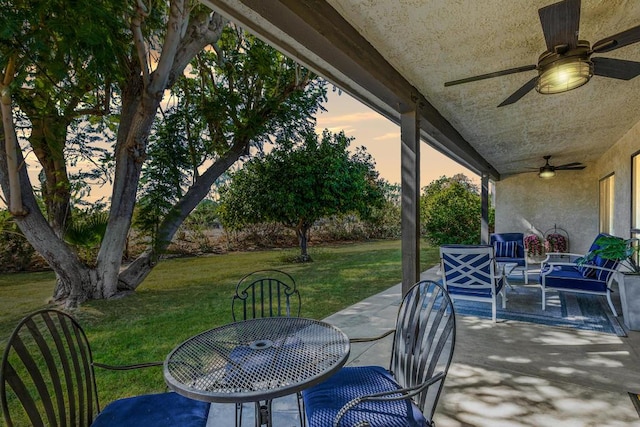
xmin=0 ymin=239 xmax=440 ymax=405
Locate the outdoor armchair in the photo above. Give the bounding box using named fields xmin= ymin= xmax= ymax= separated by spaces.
xmin=490 ymin=232 xmax=529 ymax=283
xmin=302 ymin=280 xmax=456 ymax=427
xmin=439 ymin=244 xmax=507 ymax=322
xmin=539 ymin=233 xmax=620 ymax=316
xmin=0 ymin=309 xmax=209 ymax=427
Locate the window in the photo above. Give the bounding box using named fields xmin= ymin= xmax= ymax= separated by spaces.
xmin=599 ymin=173 xmax=614 ymax=234
xmin=632 ymin=153 xmax=640 ymax=264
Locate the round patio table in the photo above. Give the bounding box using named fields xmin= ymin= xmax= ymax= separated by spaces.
xmin=163 ymin=317 xmax=350 ymax=426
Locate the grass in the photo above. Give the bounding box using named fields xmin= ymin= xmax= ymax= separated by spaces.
xmin=0 ymin=239 xmax=440 ymax=406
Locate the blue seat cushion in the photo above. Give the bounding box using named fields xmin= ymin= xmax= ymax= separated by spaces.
xmin=303 ymin=366 xmax=427 ymax=427
xmin=495 ymin=256 xmax=526 ymax=266
xmin=541 ymin=265 xmax=608 ymax=293
xmin=444 ymin=275 xmax=504 ymax=298
xmin=91 ymin=392 xmax=209 ymax=427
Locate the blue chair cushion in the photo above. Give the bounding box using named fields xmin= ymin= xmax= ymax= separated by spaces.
xmin=303 ymin=366 xmax=427 ymax=427
xmin=494 ymin=241 xmax=517 ymax=258
xmin=445 ymin=275 xmax=504 ymax=298
xmin=91 ymin=392 xmax=209 ymax=427
xmin=495 ymin=256 xmax=526 ymax=266
xmin=541 ymin=265 xmax=608 ymax=293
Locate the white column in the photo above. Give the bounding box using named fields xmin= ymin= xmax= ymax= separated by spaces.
xmin=481 ymin=173 xmax=490 ymax=244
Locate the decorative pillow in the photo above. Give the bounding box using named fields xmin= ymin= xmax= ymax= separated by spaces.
xmin=494 ymin=241 xmax=517 ymax=258
xmin=577 ymin=261 xmax=596 ymax=278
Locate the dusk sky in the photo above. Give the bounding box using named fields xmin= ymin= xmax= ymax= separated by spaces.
xmin=317 ymin=90 xmax=476 ymax=188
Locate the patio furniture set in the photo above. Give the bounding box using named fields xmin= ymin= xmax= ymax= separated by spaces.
xmin=1 ymin=271 xmax=456 ymax=427
xmin=439 ymin=233 xmax=622 ymax=322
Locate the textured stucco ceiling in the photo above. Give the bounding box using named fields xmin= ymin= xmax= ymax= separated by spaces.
xmin=325 ymin=0 xmax=640 ymax=177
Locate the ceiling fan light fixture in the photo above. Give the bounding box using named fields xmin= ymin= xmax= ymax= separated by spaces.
xmin=536 ymin=56 xmax=593 ymax=94
xmin=538 ymin=166 xmax=556 ymax=179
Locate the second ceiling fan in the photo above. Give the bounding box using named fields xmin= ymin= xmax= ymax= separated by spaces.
xmin=536 ymin=155 xmax=585 ymax=178
xmin=444 ymin=0 xmax=640 ymax=107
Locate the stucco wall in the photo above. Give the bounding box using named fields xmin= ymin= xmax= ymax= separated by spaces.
xmin=495 ymin=119 xmax=640 ymax=254
xmin=495 ymin=168 xmax=598 ymax=254
xmin=594 ymin=119 xmax=640 ymax=239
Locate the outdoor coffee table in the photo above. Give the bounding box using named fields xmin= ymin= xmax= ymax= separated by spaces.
xmin=163 ymin=317 xmax=350 ymax=426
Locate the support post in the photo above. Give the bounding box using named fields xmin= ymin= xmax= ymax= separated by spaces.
xmin=481 ymin=173 xmax=490 ymax=244
xmin=400 ymin=105 xmax=420 ymax=296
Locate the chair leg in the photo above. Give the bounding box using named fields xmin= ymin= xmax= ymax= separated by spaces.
xmin=607 ymin=291 xmax=619 ymax=317
xmin=236 ymin=402 xmax=243 ymax=427
xmin=524 ymin=268 xmax=529 ymax=284
xmin=542 ymin=287 xmax=546 ymax=310
xmin=297 ymin=392 xmax=306 ymax=427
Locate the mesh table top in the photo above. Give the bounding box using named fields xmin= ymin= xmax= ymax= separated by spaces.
xmin=163 ymin=317 xmax=350 ymax=403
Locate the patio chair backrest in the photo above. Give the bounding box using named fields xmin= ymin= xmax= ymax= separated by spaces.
xmin=440 ymin=245 xmax=498 ymax=292
xmin=1 ymin=309 xmax=100 ymax=427
xmin=490 ymin=233 xmax=525 ymax=258
xmin=389 ymin=280 xmax=456 ymax=418
xmin=232 ymin=269 xmax=301 ymax=321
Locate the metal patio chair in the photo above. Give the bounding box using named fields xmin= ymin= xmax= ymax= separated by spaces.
xmin=0 ymin=309 xmax=209 ymax=427
xmin=232 ymin=269 xmax=304 ymax=426
xmin=302 ymin=280 xmax=456 ymax=427
xmin=440 ymin=244 xmax=507 ymax=322
xmin=232 ymin=269 xmax=301 ymax=321
xmin=539 ymin=233 xmax=620 ymax=316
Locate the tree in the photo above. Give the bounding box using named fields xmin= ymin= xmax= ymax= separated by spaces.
xmin=218 ymin=130 xmax=385 ymax=261
xmin=363 ymin=179 xmax=401 ymax=239
xmin=0 ymin=1 xmax=326 ymax=307
xmin=420 ymin=174 xmax=493 ymax=245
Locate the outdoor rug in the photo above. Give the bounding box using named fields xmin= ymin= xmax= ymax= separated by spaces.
xmin=448 ymin=278 xmax=626 ymax=336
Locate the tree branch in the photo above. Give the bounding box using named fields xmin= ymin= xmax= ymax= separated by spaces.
xmin=131 ymin=0 xmax=151 ymax=87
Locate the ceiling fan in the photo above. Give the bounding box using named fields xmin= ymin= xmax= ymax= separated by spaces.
xmin=536 ymin=155 xmax=585 ymax=178
xmin=444 ymin=0 xmax=640 ymax=107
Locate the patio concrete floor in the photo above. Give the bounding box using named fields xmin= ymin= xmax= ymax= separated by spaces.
xmin=207 ymin=266 xmax=640 ymax=426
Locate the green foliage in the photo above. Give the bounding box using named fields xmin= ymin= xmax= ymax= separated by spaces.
xmin=0 ymin=211 xmax=37 ymax=272
xmin=177 ymin=200 xmax=222 ymax=253
xmin=136 ymin=108 xmax=195 ymax=245
xmin=420 ymin=174 xmax=493 ymax=245
xmin=363 ymin=180 xmax=401 ymax=239
xmin=64 ymin=209 xmax=109 ymax=265
xmin=218 ymin=129 xmax=386 ymax=257
xmin=579 ymin=235 xmax=640 ymax=274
